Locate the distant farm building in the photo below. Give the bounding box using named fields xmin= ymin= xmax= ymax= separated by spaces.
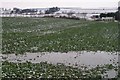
xmin=101 ymin=17 xmax=114 ymax=21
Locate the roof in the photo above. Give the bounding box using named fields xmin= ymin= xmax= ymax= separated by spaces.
xmin=102 ymin=17 xmax=114 ymax=19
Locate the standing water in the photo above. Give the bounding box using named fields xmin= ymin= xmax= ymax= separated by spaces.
xmin=2 ymin=51 xmax=119 ymax=78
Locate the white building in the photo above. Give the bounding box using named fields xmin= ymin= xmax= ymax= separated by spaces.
xmin=102 ymin=17 xmax=114 ymax=21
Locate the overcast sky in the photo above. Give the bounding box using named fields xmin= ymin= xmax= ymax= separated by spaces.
xmin=1 ymin=0 xmax=120 ymax=9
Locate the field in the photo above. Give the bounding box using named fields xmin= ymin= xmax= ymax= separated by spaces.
xmin=2 ymin=61 xmax=117 ymax=79
xmin=2 ymin=17 xmax=119 ymax=54
xmin=2 ymin=17 xmax=119 ymax=79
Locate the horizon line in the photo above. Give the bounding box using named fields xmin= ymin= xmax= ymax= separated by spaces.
xmin=0 ymin=6 xmax=118 ymax=9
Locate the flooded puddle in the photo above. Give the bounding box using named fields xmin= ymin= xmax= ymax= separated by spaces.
xmin=2 ymin=51 xmax=119 ymax=78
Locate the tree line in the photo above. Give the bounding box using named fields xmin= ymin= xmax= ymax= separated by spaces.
xmin=100 ymin=7 xmax=120 ymax=21
xmin=100 ymin=12 xmax=119 ymax=20
xmin=10 ymin=7 xmax=60 ymax=14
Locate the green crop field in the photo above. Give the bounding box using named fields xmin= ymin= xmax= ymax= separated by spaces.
xmin=2 ymin=17 xmax=119 ymax=54
xmin=2 ymin=17 xmax=119 ymax=79
xmin=2 ymin=61 xmax=117 ymax=79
